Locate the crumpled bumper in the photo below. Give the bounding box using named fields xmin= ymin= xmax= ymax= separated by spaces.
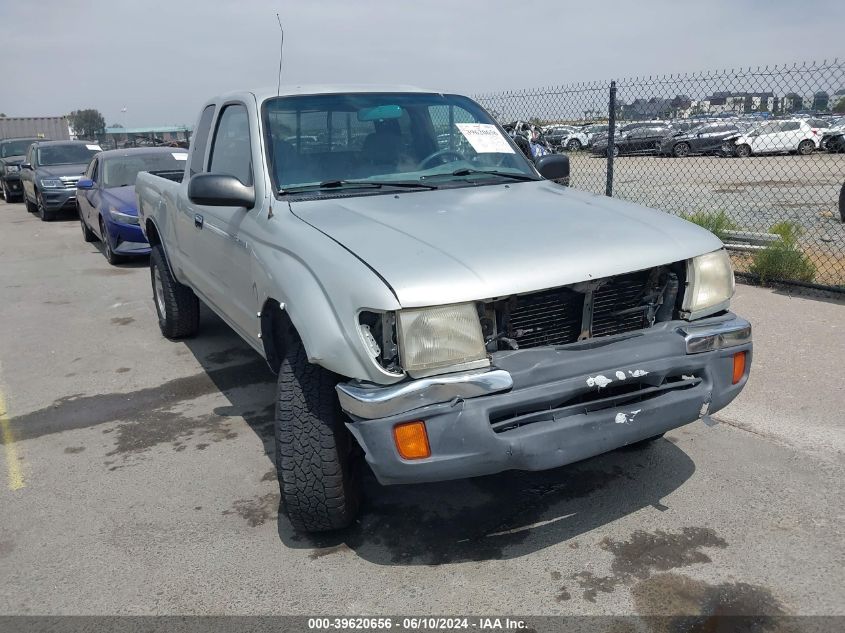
xmin=339 ymin=313 xmax=751 ymax=485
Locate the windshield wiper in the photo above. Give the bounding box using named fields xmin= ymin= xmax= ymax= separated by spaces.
xmin=280 ymin=179 xmax=437 ymax=195
xmin=427 ymin=168 xmax=539 ymax=182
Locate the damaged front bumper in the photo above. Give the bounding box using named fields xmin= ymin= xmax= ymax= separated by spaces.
xmin=338 ymin=313 xmax=751 ymax=485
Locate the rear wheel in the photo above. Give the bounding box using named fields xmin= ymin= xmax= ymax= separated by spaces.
xmin=275 ymin=335 xmax=361 ymax=532
xmin=672 ymin=142 xmax=690 ymax=158
xmin=735 ymin=144 xmax=752 ymax=158
xmin=797 ymin=139 xmax=815 ymax=155
xmin=150 ymin=244 xmax=199 ymax=339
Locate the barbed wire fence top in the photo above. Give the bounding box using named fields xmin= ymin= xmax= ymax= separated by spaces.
xmin=476 ymin=60 xmax=845 ymax=289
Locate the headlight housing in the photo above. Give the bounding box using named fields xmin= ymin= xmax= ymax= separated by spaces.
xmin=5 ymin=165 xmax=20 ymax=174
xmin=397 ymin=303 xmax=488 ymax=378
xmin=682 ymin=249 xmax=735 ymax=320
xmin=109 ymin=207 xmax=140 ymax=225
xmin=39 ymin=178 xmax=64 ymax=188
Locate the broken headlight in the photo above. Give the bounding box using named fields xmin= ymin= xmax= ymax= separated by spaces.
xmin=397 ymin=303 xmax=489 ymax=378
xmin=682 ymin=249 xmax=734 ymax=320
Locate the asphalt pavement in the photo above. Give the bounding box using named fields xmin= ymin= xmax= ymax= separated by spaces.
xmin=0 ymin=198 xmax=843 ymax=617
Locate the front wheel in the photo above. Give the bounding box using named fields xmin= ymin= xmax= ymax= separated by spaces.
xmin=37 ymin=192 xmax=54 ymax=221
xmin=672 ymin=142 xmax=690 ymax=158
xmin=275 ymin=336 xmax=361 ymax=532
xmin=797 ymin=139 xmax=815 ymax=156
xmin=149 ymin=244 xmax=199 ymax=339
xmin=566 ymin=138 xmax=582 ymax=151
xmin=100 ymin=218 xmax=124 ymax=264
xmin=80 ymin=211 xmax=96 ymax=242
xmin=735 ymin=144 xmax=752 ymax=158
xmin=24 ymin=188 xmax=37 ymax=213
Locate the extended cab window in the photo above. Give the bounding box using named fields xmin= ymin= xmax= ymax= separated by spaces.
xmin=190 ymin=105 xmax=216 ymax=177
xmin=208 ymin=104 xmax=253 ymax=186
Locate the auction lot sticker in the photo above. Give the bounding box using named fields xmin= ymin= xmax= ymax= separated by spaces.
xmin=456 ymin=123 xmax=514 ymax=154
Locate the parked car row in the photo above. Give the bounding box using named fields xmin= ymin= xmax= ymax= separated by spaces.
xmin=1 ymin=136 xmax=187 ymax=264
xmin=537 ymin=114 xmax=844 ymax=158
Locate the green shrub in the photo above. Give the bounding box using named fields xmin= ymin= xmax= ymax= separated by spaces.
xmin=749 ymin=222 xmax=815 ymax=284
xmin=679 ymin=210 xmax=737 ymax=241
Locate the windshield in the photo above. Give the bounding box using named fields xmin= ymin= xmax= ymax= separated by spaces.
xmin=1 ymin=140 xmax=37 ymax=158
xmin=263 ymin=93 xmax=537 ymax=194
xmin=37 ymin=144 xmax=99 ymax=166
xmin=101 ymin=151 xmax=187 ymax=188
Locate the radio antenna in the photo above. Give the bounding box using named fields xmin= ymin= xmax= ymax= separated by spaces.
xmin=276 ymin=14 xmax=285 ymax=96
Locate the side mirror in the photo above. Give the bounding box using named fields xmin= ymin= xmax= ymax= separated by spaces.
xmin=188 ymin=173 xmax=255 ymax=208
xmin=534 ymin=154 xmax=570 ymax=183
xmin=21 ymin=162 xmax=32 ymax=170
xmin=76 ymin=178 xmax=94 ymax=190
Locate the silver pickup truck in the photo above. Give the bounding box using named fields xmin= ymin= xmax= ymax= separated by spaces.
xmin=137 ymin=85 xmax=752 ymax=532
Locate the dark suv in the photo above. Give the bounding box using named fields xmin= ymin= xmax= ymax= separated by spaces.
xmin=0 ymin=137 xmax=41 ymax=202
xmin=20 ymin=140 xmax=100 ymax=221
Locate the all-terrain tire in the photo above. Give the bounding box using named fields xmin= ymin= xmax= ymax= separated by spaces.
xmin=275 ymin=336 xmax=360 ymax=532
xmin=150 ymin=244 xmax=199 ymax=339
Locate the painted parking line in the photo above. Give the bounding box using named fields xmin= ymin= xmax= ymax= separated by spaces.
xmin=0 ymin=387 xmax=25 ymax=491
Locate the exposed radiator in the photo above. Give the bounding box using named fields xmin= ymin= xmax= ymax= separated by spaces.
xmin=503 ymin=269 xmax=660 ymax=349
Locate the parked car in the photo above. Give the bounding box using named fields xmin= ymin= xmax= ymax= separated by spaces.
xmin=0 ymin=137 xmax=42 ymax=202
xmin=77 ymin=147 xmax=187 ymax=264
xmin=822 ymin=131 xmax=845 ymax=153
xmin=137 ymin=86 xmax=750 ymax=533
xmin=592 ymin=124 xmax=673 ymax=156
xmin=20 ymin=140 xmax=101 ymax=220
xmin=726 ymin=120 xmax=821 ymax=157
xmin=543 ymin=125 xmax=577 ymax=148
xmin=658 ymin=122 xmax=741 ymax=157
xmin=820 ymin=116 xmax=845 ymax=151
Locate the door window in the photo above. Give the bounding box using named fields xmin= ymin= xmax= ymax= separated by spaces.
xmin=208 ymin=104 xmax=253 ymax=186
xmin=190 ymin=105 xmax=216 ymax=177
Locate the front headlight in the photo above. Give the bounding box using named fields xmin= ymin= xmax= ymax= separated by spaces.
xmin=682 ymin=249 xmax=735 ymax=320
xmin=5 ymin=165 xmax=20 ymax=174
xmin=109 ymin=207 xmax=140 ymax=225
xmin=39 ymin=178 xmax=64 ymax=188
xmin=397 ymin=303 xmax=489 ymax=378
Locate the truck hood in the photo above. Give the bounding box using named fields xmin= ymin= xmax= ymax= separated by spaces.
xmin=36 ymin=164 xmax=88 ymax=177
xmin=290 ymin=180 xmax=722 ymax=307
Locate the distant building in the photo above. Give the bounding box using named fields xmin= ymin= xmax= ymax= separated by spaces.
xmin=620 ymin=95 xmax=692 ymax=120
xmin=0 ymin=116 xmax=71 ymax=140
xmin=698 ymin=91 xmax=775 ymax=115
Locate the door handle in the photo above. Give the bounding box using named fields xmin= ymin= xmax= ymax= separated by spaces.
xmin=194 ymin=214 xmax=204 ymax=229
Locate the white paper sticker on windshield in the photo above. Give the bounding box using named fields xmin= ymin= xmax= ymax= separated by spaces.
xmin=86 ymin=144 xmax=102 ymax=151
xmin=172 ymin=152 xmax=188 ymax=160
xmin=455 ymin=123 xmax=514 ymax=154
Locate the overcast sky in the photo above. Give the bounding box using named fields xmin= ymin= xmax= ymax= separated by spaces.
xmin=1 ymin=0 xmax=843 ymax=127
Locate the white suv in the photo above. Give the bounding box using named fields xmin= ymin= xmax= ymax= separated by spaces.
xmin=731 ymin=119 xmax=822 ymax=157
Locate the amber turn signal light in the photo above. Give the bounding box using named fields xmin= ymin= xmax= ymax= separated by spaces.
xmin=732 ymin=351 xmax=747 ymax=384
xmin=393 ymin=421 xmax=431 ymax=460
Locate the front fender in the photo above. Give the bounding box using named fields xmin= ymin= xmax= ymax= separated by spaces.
xmin=252 ymin=212 xmax=403 ymax=384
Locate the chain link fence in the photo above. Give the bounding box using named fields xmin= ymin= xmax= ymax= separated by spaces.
xmin=475 ymin=60 xmax=845 ymax=290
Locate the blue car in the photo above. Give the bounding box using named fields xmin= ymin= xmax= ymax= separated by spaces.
xmin=77 ymin=147 xmax=187 ymax=264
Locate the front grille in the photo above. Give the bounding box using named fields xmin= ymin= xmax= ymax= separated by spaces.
xmin=503 ymin=269 xmax=659 ymax=349
xmin=60 ymin=176 xmax=80 ymax=188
